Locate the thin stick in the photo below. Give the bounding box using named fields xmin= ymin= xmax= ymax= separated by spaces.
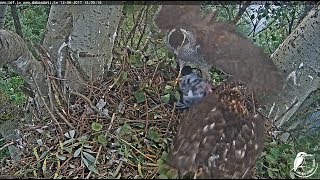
xmin=144 ymin=92 xmax=149 ymax=135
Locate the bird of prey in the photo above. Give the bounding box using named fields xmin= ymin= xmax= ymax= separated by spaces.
xmin=154 ymin=5 xmax=284 ymax=179
xmin=168 ymin=82 xmax=265 ymax=179
xmin=176 ymin=65 xmax=213 ymax=110
xmin=155 ymin=5 xmax=284 ymax=96
xmin=165 ymin=28 xmax=212 ymax=82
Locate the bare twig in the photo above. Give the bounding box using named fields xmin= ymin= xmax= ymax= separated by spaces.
xmin=125 ymin=7 xmax=145 ymax=47
xmin=32 ymin=74 xmax=63 ymax=136
xmin=232 ymin=1 xmax=251 ymax=25
xmin=0 ymin=142 xmax=14 ymax=151
xmin=144 ymin=92 xmax=149 ymax=135
xmin=136 ymin=5 xmax=149 ymax=50
xmin=70 ymin=91 xmax=110 ymax=118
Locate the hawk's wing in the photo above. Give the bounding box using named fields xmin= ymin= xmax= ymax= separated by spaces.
xmin=168 ymin=84 xmax=265 ymax=179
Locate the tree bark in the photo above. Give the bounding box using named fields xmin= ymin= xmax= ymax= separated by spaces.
xmin=42 ymin=5 xmax=123 ymax=93
xmin=0 ymin=5 xmax=7 ymax=29
xmin=259 ymin=5 xmax=320 ymax=141
xmin=10 ymin=5 xmax=24 ymax=38
xmin=0 ymin=30 xmax=48 ymax=99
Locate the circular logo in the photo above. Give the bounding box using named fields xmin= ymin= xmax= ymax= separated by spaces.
xmin=292 ymin=152 xmax=318 ymax=178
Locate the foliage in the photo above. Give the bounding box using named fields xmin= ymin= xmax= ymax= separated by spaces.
xmin=202 ymin=2 xmax=306 ymax=55
xmin=0 ymin=69 xmax=26 ymax=105
xmin=4 ymin=5 xmax=50 ymax=44
xmin=256 ymin=132 xmax=320 ymax=179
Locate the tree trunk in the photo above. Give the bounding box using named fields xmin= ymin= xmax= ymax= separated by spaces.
xmin=0 ymin=5 xmax=7 ymax=29
xmin=0 ymin=5 xmax=123 ymax=160
xmin=0 ymin=30 xmax=48 ymax=99
xmin=41 ymin=5 xmax=123 ymax=93
xmin=259 ymin=5 xmax=320 ymax=141
xmin=10 ymin=5 xmax=24 ymax=38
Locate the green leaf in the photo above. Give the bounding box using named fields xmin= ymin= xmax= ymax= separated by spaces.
xmin=166 ymin=169 xmax=178 ymax=179
xmin=158 ymin=174 xmax=168 ymax=179
xmin=148 ymin=128 xmax=161 ymax=142
xmin=270 ymin=147 xmax=279 ymax=159
xmin=124 ymin=144 xmax=129 ymax=159
xmin=63 ymin=138 xmax=75 ymax=145
xmin=88 ymin=164 xmax=98 ymax=174
xmin=83 ymin=148 xmax=95 ymax=154
xmin=74 ymin=148 xmax=81 ymax=158
xmin=81 ymin=155 xmax=89 ymax=168
xmin=134 ymin=90 xmax=145 ymax=103
xmin=97 ymin=135 xmax=108 ymax=146
xmin=123 ymin=5 xmax=134 ymax=14
xmin=64 ymin=130 xmax=75 ymax=139
xmin=79 ymin=135 xmax=89 ymax=142
xmin=83 ymin=151 xmax=96 ymax=163
xmin=57 ymin=155 xmax=66 ymax=161
xmin=63 ymin=147 xmax=73 ymax=154
xmin=161 ymin=94 xmax=170 ymax=103
xmin=118 ymin=123 xmax=132 ymax=135
xmin=164 ymin=85 xmax=173 ymax=94
xmin=91 ymin=122 xmax=103 ymax=132
xmin=130 ymin=54 xmax=144 ymax=68
xmin=174 ymin=90 xmax=181 ymax=101
xmin=265 ymin=154 xmax=276 ymax=164
xmin=161 ymin=151 xmax=168 ymax=162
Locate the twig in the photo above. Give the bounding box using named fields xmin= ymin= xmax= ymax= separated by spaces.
xmin=144 ymin=92 xmax=149 ymax=135
xmin=232 ymin=1 xmax=251 ymax=25
xmin=70 ymin=91 xmax=110 ymax=118
xmin=0 ymin=142 xmax=14 ymax=151
xmin=136 ymin=5 xmax=149 ymax=50
xmin=107 ymin=132 xmax=156 ymax=163
xmin=150 ymin=60 xmax=162 ymax=83
xmin=32 ymin=74 xmax=63 ymax=136
xmin=125 ymin=7 xmax=145 ymax=46
xmin=55 ymin=109 xmax=74 ymax=129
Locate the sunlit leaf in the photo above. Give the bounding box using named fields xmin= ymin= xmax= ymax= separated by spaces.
xmin=161 ymin=94 xmax=170 ymax=103
xmin=64 ymin=147 xmax=73 ymax=154
xmin=83 ymin=148 xmax=95 ymax=154
xmin=79 ymin=135 xmax=88 ymax=142
xmin=74 ymin=148 xmax=81 ymax=158
xmin=57 ymin=155 xmax=66 ymax=161
xmin=64 ymin=130 xmax=75 ymax=139
xmin=81 ymin=155 xmax=89 ymax=168
xmin=83 ymin=151 xmax=96 ymax=163
xmin=39 ymin=149 xmax=50 ymax=160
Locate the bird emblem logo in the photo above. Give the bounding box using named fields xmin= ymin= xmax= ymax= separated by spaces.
xmin=292 ymin=152 xmax=318 ymax=178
